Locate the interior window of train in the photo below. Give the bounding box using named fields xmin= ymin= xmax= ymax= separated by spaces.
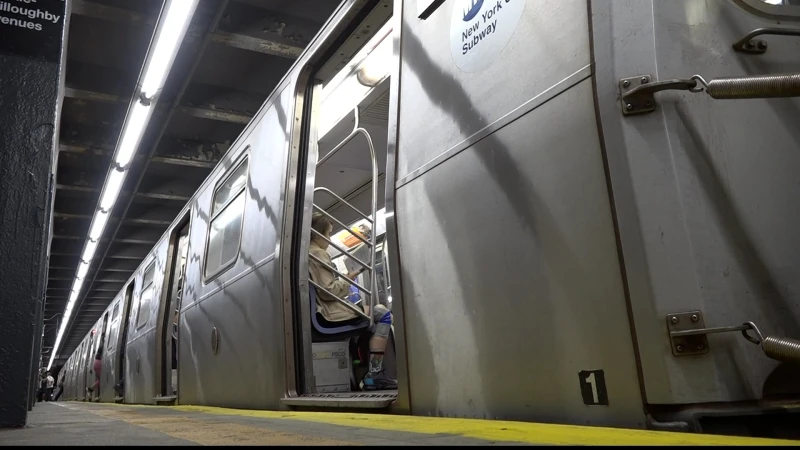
xmin=204 ymin=155 xmax=250 ymax=280
xmin=746 ymin=0 xmax=800 ymax=12
xmin=328 ymin=208 xmax=392 ymax=308
xmin=309 ymin=16 xmax=393 ymax=302
xmin=107 ymin=303 xmax=119 ymax=349
xmin=136 ymin=263 xmax=156 ymax=329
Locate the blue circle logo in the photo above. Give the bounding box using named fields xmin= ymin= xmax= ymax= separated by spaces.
xmin=462 ymin=0 xmax=484 ymax=21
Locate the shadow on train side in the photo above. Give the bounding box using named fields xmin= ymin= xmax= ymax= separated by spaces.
xmin=246 ymin=88 xmax=287 ymax=229
xmin=670 ymin=3 xmax=800 ymax=405
xmin=673 ymin=104 xmax=800 ymax=401
xmin=687 ymin=3 xmax=800 ymax=333
xmin=395 ymin=25 xmax=589 ymax=423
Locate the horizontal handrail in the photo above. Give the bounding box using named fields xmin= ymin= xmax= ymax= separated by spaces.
xmin=311 ymin=228 xmax=372 ymax=270
xmin=312 ymin=205 xmax=372 ymax=248
xmin=315 ymin=186 xmax=374 ymax=223
xmin=309 ymin=253 xmax=372 ymax=296
xmin=308 ymin=280 xmax=370 ymax=320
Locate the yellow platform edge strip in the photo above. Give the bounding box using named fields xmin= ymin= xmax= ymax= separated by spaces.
xmin=103 ymin=402 xmax=797 ymax=446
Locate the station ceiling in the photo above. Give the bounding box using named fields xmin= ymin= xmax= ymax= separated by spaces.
xmin=44 ymin=0 xmax=340 ymax=369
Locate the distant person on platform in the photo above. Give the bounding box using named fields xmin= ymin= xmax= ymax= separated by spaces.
xmin=45 ymin=372 xmax=55 ymax=401
xmin=86 ymin=333 xmax=105 ymax=401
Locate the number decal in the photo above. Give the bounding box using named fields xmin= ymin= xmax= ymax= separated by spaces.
xmin=578 ymin=370 xmax=609 ymax=406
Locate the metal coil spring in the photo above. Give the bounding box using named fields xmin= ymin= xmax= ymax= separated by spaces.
xmin=702 ymin=73 xmax=800 ymax=99
xmin=762 ymin=335 xmax=800 ymax=364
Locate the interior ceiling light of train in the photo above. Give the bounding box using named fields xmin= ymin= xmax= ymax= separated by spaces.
xmin=44 ymin=0 xmax=339 ymax=371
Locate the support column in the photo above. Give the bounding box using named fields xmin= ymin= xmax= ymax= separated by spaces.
xmin=0 ymin=0 xmax=67 ymax=428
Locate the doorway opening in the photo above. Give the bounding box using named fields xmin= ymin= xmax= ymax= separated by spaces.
xmin=287 ymin=0 xmax=397 ymax=409
xmin=114 ymin=281 xmax=135 ymax=402
xmin=89 ymin=311 xmax=109 ymax=402
xmin=157 ymin=221 xmax=190 ymax=403
xmin=82 ymin=329 xmax=95 ymax=401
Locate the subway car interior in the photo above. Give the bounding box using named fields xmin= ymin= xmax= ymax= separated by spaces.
xmin=292 ymin=5 xmax=398 ymax=402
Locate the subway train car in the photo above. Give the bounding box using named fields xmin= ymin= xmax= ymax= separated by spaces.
xmin=59 ymin=0 xmax=800 ymax=437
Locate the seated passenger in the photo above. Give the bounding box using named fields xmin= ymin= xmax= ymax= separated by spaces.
xmin=309 ymin=212 xmax=397 ymax=391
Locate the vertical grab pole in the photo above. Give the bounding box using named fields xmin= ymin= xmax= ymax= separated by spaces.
xmin=313 ymin=107 xmax=380 ymax=325
xmin=365 ymin=107 xmax=379 ymax=325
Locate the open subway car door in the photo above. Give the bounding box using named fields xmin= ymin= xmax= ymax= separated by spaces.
xmin=385 ymin=0 xmax=646 ymax=427
xmin=592 ymin=0 xmax=800 ymax=436
xmin=285 ymin=0 xmax=399 ymax=410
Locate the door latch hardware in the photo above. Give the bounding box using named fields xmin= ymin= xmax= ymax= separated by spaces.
xmin=666 ymin=311 xmax=711 ymax=356
xmin=619 ymin=76 xmax=700 ymax=116
xmin=620 ymin=73 xmax=800 ymax=116
xmin=667 ymin=312 xmax=800 ymax=363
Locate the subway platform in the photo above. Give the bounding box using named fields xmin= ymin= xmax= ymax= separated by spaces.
xmin=0 ymin=402 xmax=797 ymax=446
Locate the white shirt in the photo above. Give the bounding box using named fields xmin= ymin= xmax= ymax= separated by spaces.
xmin=46 ymin=376 xmax=54 ymax=388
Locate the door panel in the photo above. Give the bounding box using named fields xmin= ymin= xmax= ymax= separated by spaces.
xmin=392 ymin=0 xmax=644 ymax=428
xmin=592 ymin=0 xmax=800 ymax=405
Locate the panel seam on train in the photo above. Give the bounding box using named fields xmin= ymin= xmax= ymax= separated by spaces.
xmin=396 ymin=63 xmax=593 ymax=189
xmin=182 ymin=252 xmax=277 ymax=311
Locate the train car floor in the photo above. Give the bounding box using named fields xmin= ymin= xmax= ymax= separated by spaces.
xmin=1 ymin=401 xmax=797 ymax=446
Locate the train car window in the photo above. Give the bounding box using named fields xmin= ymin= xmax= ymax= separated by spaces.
xmin=742 ymin=0 xmax=800 ymax=16
xmin=204 ymin=156 xmax=249 ymax=280
xmin=111 ymin=301 xmax=120 ymax=321
xmin=136 ymin=263 xmax=156 ymax=329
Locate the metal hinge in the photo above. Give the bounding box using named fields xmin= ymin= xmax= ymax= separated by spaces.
xmin=667 ymin=311 xmax=800 ymax=362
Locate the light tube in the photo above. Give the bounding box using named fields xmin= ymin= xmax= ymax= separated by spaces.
xmin=140 ymin=0 xmax=200 ymax=98
xmin=76 ymin=262 xmax=89 ymax=280
xmin=114 ymin=101 xmax=152 ymax=167
xmin=71 ymin=278 xmax=84 ymax=297
xmin=100 ymin=169 xmax=127 ymax=211
xmin=81 ymin=238 xmax=99 ymax=263
xmin=88 ymin=211 xmax=110 ymax=242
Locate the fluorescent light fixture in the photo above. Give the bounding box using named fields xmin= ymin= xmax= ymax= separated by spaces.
xmin=100 ymin=169 xmax=127 ymax=211
xmin=88 ymin=211 xmax=110 ymax=241
xmin=141 ymin=0 xmax=200 ymax=98
xmin=48 ymin=0 xmax=200 ymax=373
xmin=115 ymin=101 xmax=152 ymax=167
xmin=76 ymin=262 xmax=89 ymax=280
xmin=72 ymin=278 xmax=84 ymax=297
xmin=81 ymin=239 xmax=99 ymax=263
xmin=319 ymin=23 xmax=393 ymax=137
xmin=357 ymin=35 xmax=393 ymax=87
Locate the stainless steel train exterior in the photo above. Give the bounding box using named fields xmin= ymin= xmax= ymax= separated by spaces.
xmin=57 ymin=0 xmax=800 ymax=434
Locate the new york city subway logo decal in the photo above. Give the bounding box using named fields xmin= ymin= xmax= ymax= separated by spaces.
xmin=450 ymin=0 xmax=526 ymax=73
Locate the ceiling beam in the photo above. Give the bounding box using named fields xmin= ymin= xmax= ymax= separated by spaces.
xmin=56 ymin=183 xmax=190 ymax=202
xmin=53 ymin=212 xmax=172 ymax=226
xmin=209 ymin=30 xmax=303 ymax=59
xmin=48 ymin=277 xmax=127 ymax=283
xmin=52 ymin=234 xmax=158 ymax=246
xmin=64 ymin=87 xmax=252 ymax=125
xmin=59 ymin=143 xmax=221 ymax=169
xmin=70 ymin=0 xmax=304 ymax=58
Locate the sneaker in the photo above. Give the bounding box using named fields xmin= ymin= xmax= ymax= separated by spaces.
xmin=361 ymin=370 xmax=397 ymax=391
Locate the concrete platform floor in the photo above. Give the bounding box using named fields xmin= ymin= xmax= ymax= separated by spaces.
xmin=0 ymin=401 xmax=798 ymax=446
